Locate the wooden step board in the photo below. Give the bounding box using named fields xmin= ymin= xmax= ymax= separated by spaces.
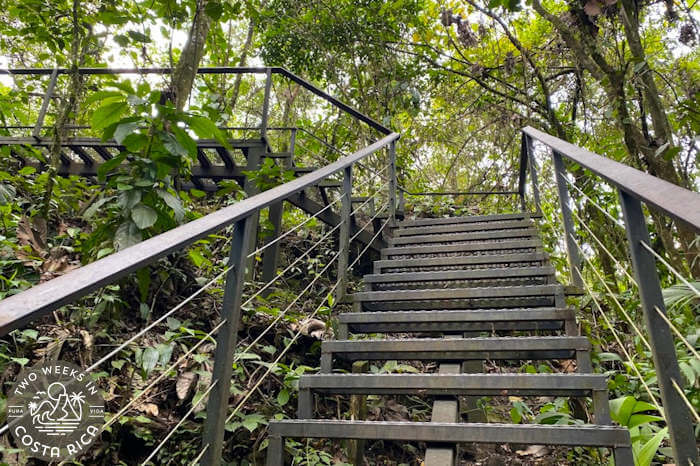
xmin=266 ymin=211 xmax=630 ymax=465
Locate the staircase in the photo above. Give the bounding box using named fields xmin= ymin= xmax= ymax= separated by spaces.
xmin=267 ymin=212 xmax=634 ymax=465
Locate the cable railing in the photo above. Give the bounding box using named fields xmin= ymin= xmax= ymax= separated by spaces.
xmin=0 ymin=67 xmax=399 ymax=465
xmin=518 ymin=126 xmax=700 ymax=465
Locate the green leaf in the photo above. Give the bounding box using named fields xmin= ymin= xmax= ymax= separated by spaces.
xmin=91 ymin=101 xmax=128 ymax=131
xmin=113 ymin=121 xmax=140 ymax=144
xmin=96 ymin=152 xmax=127 ymax=182
xmin=85 ymin=90 xmax=124 ymax=106
xmin=205 ymin=1 xmax=223 ymax=19
xmin=83 ymin=196 xmax=113 ymax=219
xmin=0 ymin=183 xmax=16 ymax=204
xmin=127 ymin=30 xmax=151 ymax=43
xmin=277 ymin=388 xmax=290 ymax=406
xmin=131 ymin=204 xmax=158 ymax=229
xmin=140 ymin=347 xmax=159 ymax=376
xmin=156 ymin=189 xmax=185 ymax=221
xmin=635 ymin=427 xmax=667 ymax=466
xmin=241 ymin=413 xmax=266 ymax=432
xmin=114 ymin=221 xmax=142 ymax=250
xmin=172 ymin=125 xmax=197 ymax=157
xmin=11 ymin=357 xmax=29 ymax=366
xmin=161 ymin=132 xmax=189 ymax=158
xmin=187 ymin=115 xmax=229 ymax=148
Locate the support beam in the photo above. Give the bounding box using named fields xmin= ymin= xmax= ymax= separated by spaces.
xmin=618 ymin=189 xmax=699 ymax=465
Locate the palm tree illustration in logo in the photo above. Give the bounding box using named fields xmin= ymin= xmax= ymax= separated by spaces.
xmin=29 ymin=382 xmax=84 ymax=435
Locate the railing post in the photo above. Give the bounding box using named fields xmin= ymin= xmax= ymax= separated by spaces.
xmin=337 ymin=165 xmax=353 ymax=302
xmin=202 ymin=216 xmax=253 ymax=466
xmin=33 ymin=68 xmax=59 ymax=139
xmin=260 ymin=68 xmax=272 ymax=141
xmin=388 ymin=140 xmax=397 ymax=226
xmin=524 ymin=135 xmax=542 ymax=216
xmin=618 ymin=189 xmax=699 ymax=466
xmin=551 ymin=150 xmax=583 ymax=288
xmin=518 ymin=134 xmax=529 ymax=212
xmin=243 ymin=145 xmax=263 ymax=280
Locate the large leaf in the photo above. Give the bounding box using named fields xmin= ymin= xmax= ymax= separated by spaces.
xmin=96 ymin=152 xmax=127 ymax=182
xmin=113 ymin=121 xmax=140 ymax=144
xmin=0 ymin=183 xmax=16 ymax=204
xmin=140 ymin=347 xmax=159 ymax=377
xmin=187 ymin=115 xmax=230 ymax=148
xmin=91 ymin=101 xmax=128 ymax=131
xmin=635 ymin=427 xmax=668 ymax=466
xmin=156 ymin=189 xmax=185 ymax=221
xmin=114 ymin=221 xmax=142 ymax=250
xmin=131 ymin=204 xmax=158 ymax=229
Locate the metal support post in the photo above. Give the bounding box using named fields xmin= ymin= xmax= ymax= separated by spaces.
xmin=337 ymin=166 xmax=353 ymax=302
xmin=202 ymin=216 xmax=253 ymax=466
xmin=618 ymin=188 xmax=699 ymax=465
xmin=260 ymin=68 xmax=272 ymax=141
xmin=261 ymin=155 xmax=291 ymax=292
xmin=388 ymin=140 xmax=397 ymax=226
xmin=33 ymin=68 xmax=59 ymax=139
xmin=551 ymin=150 xmax=583 ymax=288
xmin=243 ymin=145 xmax=263 ymax=280
xmin=525 ymin=135 xmax=542 ymax=216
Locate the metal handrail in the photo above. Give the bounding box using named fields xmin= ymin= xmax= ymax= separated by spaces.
xmin=0 ymin=132 xmax=398 ymax=335
xmin=518 ymin=126 xmax=700 ymax=232
xmin=516 ymin=126 xmax=700 ymax=465
xmin=0 ymin=66 xmax=390 ymax=135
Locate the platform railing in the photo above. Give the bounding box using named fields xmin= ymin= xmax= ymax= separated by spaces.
xmin=517 ymin=126 xmax=699 ymax=465
xmin=0 ymin=67 xmax=399 ymax=465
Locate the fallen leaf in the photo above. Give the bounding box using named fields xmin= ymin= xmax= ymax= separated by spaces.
xmin=16 ymin=216 xmax=47 ymax=255
xmin=176 ymin=371 xmax=197 ymax=400
xmin=137 ymin=403 xmax=159 ymax=417
xmin=516 ymin=445 xmax=550 ymax=457
xmin=296 ymin=318 xmax=326 ymax=339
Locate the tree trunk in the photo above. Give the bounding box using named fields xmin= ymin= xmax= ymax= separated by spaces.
xmin=173 ymin=0 xmax=215 ymax=111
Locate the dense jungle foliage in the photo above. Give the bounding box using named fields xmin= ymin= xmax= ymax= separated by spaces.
xmin=0 ymin=0 xmax=697 ymax=464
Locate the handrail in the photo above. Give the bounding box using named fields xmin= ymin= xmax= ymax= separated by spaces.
xmin=520 ymin=126 xmax=700 ymax=232
xmin=0 ymin=132 xmax=399 ymax=335
xmin=0 ymin=66 xmax=391 ymax=135
xmin=399 ymin=185 xmax=519 ymax=196
xmin=517 ymin=126 xmax=699 ymax=465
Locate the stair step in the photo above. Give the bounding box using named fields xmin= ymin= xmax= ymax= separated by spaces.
xmin=381 ymin=239 xmax=541 ymax=260
xmin=399 ymin=212 xmax=536 ymax=228
xmin=352 ymin=285 xmax=562 ymax=310
xmin=363 ymin=266 xmax=554 ymax=291
xmin=299 ymin=373 xmax=607 ymax=395
xmin=266 ymin=421 xmax=633 ymax=463
xmin=373 ymin=252 xmax=549 ymax=274
xmin=396 ymin=219 xmax=533 ymax=237
xmin=320 ymin=336 xmax=591 ymax=371
xmin=389 ymin=227 xmax=537 ymax=247
xmin=337 ymin=308 xmax=575 ymax=336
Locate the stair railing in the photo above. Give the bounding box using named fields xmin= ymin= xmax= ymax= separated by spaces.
xmin=0 ymin=67 xmax=399 ymax=465
xmin=517 ymin=126 xmax=699 ymax=465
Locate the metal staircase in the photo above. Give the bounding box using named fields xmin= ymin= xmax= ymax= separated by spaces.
xmin=266 ymin=212 xmax=634 ymax=465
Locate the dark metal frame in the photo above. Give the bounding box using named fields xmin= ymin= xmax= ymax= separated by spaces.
xmin=0 ymin=66 xmax=399 ymax=466
xmin=517 ymin=126 xmax=699 ymax=465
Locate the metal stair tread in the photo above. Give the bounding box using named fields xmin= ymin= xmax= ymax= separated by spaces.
xmin=352 ymin=284 xmax=562 ymax=302
xmin=398 ymin=212 xmax=537 ymax=228
xmin=395 ymin=219 xmax=533 ymax=237
xmin=267 ymin=419 xmax=631 ymax=447
xmin=382 ymin=238 xmax=541 ymax=256
xmin=339 ymin=307 xmax=573 ymax=323
xmin=323 ymin=336 xmax=591 ymax=352
xmin=299 ymin=373 xmax=608 ymax=392
xmin=389 ymin=228 xmax=538 ymax=246
xmin=373 ymin=252 xmax=549 ymax=272
xmin=363 ymin=266 xmax=555 ymax=283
